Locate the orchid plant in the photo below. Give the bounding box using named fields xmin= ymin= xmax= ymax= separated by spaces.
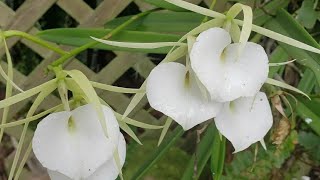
xmin=0 ymin=0 xmax=320 ymax=179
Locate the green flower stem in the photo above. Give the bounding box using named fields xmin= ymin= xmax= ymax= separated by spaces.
xmin=49 ymin=9 xmax=157 ymax=67
xmin=202 ymin=0 xmax=216 ymax=23
xmin=3 ymin=30 xmax=67 ymax=55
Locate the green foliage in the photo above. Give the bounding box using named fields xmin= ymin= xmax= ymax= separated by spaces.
xmin=142 ymin=0 xmax=186 ymax=11
xmin=299 ymin=131 xmax=320 ymax=163
xmin=37 ymin=28 xmax=180 ymax=53
xmin=296 ymin=0 xmax=318 ymax=29
xmin=222 ymin=131 xmax=298 ymax=179
xmin=267 ymin=9 xmax=320 ymax=87
xmin=181 ymin=124 xmax=216 ymax=180
xmin=105 ymin=12 xmax=203 ymax=32
xmin=130 ymin=126 xmax=184 ymax=179
xmin=124 ymin=139 xmax=189 ymax=179
xmin=211 ymin=126 xmax=226 ymax=180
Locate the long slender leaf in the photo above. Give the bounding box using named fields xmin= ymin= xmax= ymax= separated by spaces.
xmin=105 ymin=12 xmax=203 ymax=32
xmin=181 ymin=124 xmax=215 ymax=180
xmin=266 ymin=9 xmax=320 ymax=87
xmin=131 ymin=126 xmax=184 ymax=179
xmin=211 ymin=126 xmax=226 ymax=180
xmin=292 ymin=97 xmax=320 ymax=136
xmin=143 ymin=0 xmax=186 ymax=11
xmin=118 ymin=121 xmax=142 ymax=145
xmin=38 ymin=29 xmax=181 ymax=53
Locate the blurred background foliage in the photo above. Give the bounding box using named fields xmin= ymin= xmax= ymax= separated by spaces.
xmin=0 ymin=0 xmax=320 ymax=180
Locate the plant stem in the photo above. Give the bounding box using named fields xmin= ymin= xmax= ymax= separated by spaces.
xmin=202 ymin=0 xmax=217 ymax=23
xmin=3 ymin=30 xmax=67 ymax=55
xmin=50 ymin=9 xmax=156 ymax=67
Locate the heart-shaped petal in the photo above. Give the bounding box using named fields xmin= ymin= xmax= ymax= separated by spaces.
xmin=146 ymin=62 xmax=222 ymax=130
xmin=33 ymin=104 xmax=120 ymax=179
xmin=191 ymin=27 xmax=269 ymax=102
xmin=48 ymin=134 xmax=126 ymax=180
xmin=215 ymin=92 xmax=273 ymax=152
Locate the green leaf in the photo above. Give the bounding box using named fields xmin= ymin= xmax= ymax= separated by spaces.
xmin=105 ymin=12 xmax=203 ymax=32
xmin=91 ymin=81 xmax=144 ymax=94
xmin=296 ymin=0 xmax=318 ymax=29
xmin=115 ymin=112 xmax=163 ymax=130
xmin=223 ymin=131 xmax=298 ymax=179
xmin=118 ymin=121 xmax=142 ymax=145
xmin=0 ymin=79 xmax=56 ymax=109
xmin=143 ymin=0 xmax=186 ymax=11
xmin=265 ymin=78 xmax=310 ymax=99
xmin=157 ymin=117 xmax=172 ymax=146
xmin=181 ymin=124 xmax=215 ymax=180
xmin=38 ymin=28 xmax=181 ymax=54
xmin=268 ymin=47 xmax=290 ymax=78
xmin=298 ymin=131 xmax=320 ymax=163
xmin=91 ymin=36 xmax=186 ymax=49
xmin=253 ymin=0 xmax=290 ymax=25
xmin=293 ymin=97 xmax=320 ymax=136
xmin=266 ymin=9 xmax=320 ymax=87
xmin=131 ymin=126 xmax=184 ymax=179
xmin=211 ymin=127 xmax=226 ymax=180
xmin=124 ymin=140 xmax=189 ymax=179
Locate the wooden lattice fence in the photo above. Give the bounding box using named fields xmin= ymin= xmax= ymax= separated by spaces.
xmin=0 ymin=0 xmax=226 ymax=179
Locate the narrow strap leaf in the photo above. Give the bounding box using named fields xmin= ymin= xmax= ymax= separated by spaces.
xmin=14 ymin=143 xmax=32 ymax=180
xmin=158 ymin=117 xmax=172 ymax=146
xmin=91 ymin=36 xmax=186 ymax=49
xmin=164 ymin=0 xmax=225 ymax=19
xmin=0 ymin=104 xmax=62 ymax=129
xmin=99 ymin=97 xmax=162 ymax=130
xmin=164 ymin=0 xmax=320 ymax=55
xmin=265 ymin=78 xmax=310 ymax=99
xmin=245 ymin=23 xmax=320 ymax=54
xmin=122 ymin=84 xmax=146 ymax=120
xmin=118 ymin=121 xmax=142 ymax=145
xmin=113 ymin=148 xmax=123 ymax=180
xmin=91 ymin=81 xmax=144 ymax=93
xmin=8 ymin=83 xmax=56 ymax=180
xmin=0 ymin=79 xmax=57 ymax=109
xmin=229 ymin=22 xmax=241 ymax=43
xmin=269 ymin=59 xmax=296 ymax=66
xmin=162 ymin=45 xmax=188 ymax=63
xmin=115 ymin=113 xmax=163 ymax=129
xmin=179 ymin=18 xmax=225 ymax=42
xmin=227 ymin=3 xmax=252 ymax=46
xmin=0 ymin=31 xmax=23 ymax=93
xmin=260 ymin=139 xmax=267 ymax=150
xmin=0 ymin=35 xmax=14 ymax=142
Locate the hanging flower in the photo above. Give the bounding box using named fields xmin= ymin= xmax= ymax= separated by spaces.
xmin=190 ymin=27 xmax=269 ymax=102
xmin=32 ymin=104 xmax=125 ymax=180
xmin=47 ymin=134 xmax=126 ymax=180
xmin=146 ymin=62 xmax=222 ymax=130
xmin=214 ymin=92 xmax=273 ymax=152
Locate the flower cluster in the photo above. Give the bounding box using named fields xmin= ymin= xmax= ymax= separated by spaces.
xmin=146 ymin=27 xmax=273 ymax=152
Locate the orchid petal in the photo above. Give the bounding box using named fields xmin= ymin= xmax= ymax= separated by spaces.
xmin=191 ymin=28 xmax=269 ymax=102
xmin=215 ymin=92 xmax=273 ymax=153
xmin=32 ymin=104 xmax=120 ymax=179
xmin=146 ymin=62 xmax=222 ymax=130
xmin=47 ymin=134 xmax=126 ymax=180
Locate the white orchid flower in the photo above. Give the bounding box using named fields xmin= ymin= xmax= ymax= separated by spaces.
xmin=215 ymin=92 xmax=273 ymax=152
xmin=32 ymin=104 xmax=125 ymax=180
xmin=190 ymin=27 xmax=269 ymax=102
xmin=146 ymin=62 xmax=222 ymax=130
xmin=47 ymin=134 xmax=126 ymax=180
